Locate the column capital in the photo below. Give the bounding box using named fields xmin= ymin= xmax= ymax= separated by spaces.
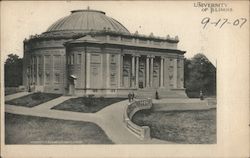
xmin=162 ymin=56 xmax=169 ymax=60
xmin=147 ymin=55 xmax=155 ymax=58
xmin=133 ymin=54 xmax=141 ymax=57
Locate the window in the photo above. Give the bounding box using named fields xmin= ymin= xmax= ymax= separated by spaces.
xmin=45 ymin=72 xmax=50 ymax=84
xmin=139 ymin=70 xmax=143 ymax=77
xmin=110 ymin=54 xmax=116 ymax=63
xmin=110 ymin=73 xmax=116 ymax=83
xmin=38 ymin=71 xmax=42 ymax=85
xmin=54 ymin=55 xmax=61 ymax=69
xmin=92 ymin=66 xmax=98 ymax=75
xmin=38 ymin=56 xmax=42 ymax=66
xmin=153 ymin=70 xmax=158 ymax=77
xmin=123 ymin=69 xmax=129 ymax=77
xmin=67 ymin=55 xmax=71 ymax=65
xmin=45 ymin=55 xmax=51 ymax=68
xmin=71 ymin=54 xmax=74 ymax=65
xmin=77 ymin=54 xmax=81 ymax=64
xmin=55 ymin=73 xmax=60 ymax=83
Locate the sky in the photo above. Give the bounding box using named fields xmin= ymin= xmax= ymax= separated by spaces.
xmin=1 ymin=1 xmax=249 ymax=65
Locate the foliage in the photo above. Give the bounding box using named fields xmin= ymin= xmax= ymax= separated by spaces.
xmin=4 ymin=54 xmax=23 ymax=87
xmin=184 ymin=53 xmax=216 ymax=97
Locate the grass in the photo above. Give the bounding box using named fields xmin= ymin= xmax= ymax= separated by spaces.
xmin=52 ymin=97 xmax=126 ymax=113
xmin=5 ymin=92 xmax=62 ymax=107
xmin=5 ymin=113 xmax=113 ymax=144
xmin=132 ymin=109 xmax=216 ymax=144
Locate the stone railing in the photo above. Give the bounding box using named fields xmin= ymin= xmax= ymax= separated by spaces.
xmin=123 ymin=99 xmax=152 ymax=140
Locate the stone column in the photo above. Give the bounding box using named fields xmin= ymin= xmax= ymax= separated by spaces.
xmin=173 ymin=58 xmax=178 ymax=88
xmin=51 ymin=55 xmax=54 ymax=85
xmin=160 ymin=57 xmax=164 ymax=87
xmin=120 ymin=54 xmax=124 ymax=87
xmin=135 ymin=55 xmax=139 ymax=88
xmin=106 ymin=53 xmax=110 ymax=88
xmin=117 ymin=54 xmax=121 ymax=88
xmin=150 ymin=56 xmax=154 ymax=87
xmin=32 ymin=56 xmax=34 ymax=83
xmin=43 ymin=56 xmax=45 ymax=86
xmin=86 ymin=53 xmax=91 ymax=88
xmin=146 ymin=56 xmax=150 ymax=87
xmin=36 ymin=56 xmax=39 ymax=85
xmin=131 ymin=55 xmax=135 ymax=87
xmin=179 ymin=58 xmax=184 ymax=88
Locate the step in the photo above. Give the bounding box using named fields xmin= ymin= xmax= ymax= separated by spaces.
xmin=136 ymin=88 xmax=187 ymax=99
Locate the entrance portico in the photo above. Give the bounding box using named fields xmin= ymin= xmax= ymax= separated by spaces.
xmin=119 ymin=53 xmax=183 ymax=90
xmin=64 ymin=35 xmax=186 ymax=98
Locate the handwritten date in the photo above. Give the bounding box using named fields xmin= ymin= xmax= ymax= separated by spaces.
xmin=201 ymin=17 xmax=247 ymax=29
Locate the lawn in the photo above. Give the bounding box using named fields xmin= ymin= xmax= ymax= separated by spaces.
xmin=5 ymin=113 xmax=113 ymax=144
xmin=5 ymin=92 xmax=62 ymax=107
xmin=52 ymin=97 xmax=126 ymax=113
xmin=132 ymin=109 xmax=216 ymax=144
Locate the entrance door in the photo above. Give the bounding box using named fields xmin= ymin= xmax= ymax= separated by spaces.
xmin=153 ymin=70 xmax=160 ymax=88
xmin=138 ymin=70 xmax=144 ymax=88
xmin=123 ymin=69 xmax=130 ymax=88
xmin=69 ymin=78 xmax=75 ymax=95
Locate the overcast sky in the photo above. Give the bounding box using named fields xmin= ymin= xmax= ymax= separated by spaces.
xmin=1 ymin=1 xmax=249 ymax=65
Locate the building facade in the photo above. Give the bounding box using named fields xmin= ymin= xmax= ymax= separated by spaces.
xmin=23 ymin=9 xmax=187 ymax=98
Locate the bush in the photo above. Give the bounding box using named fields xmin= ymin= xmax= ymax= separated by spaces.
xmin=186 ymin=91 xmax=200 ymax=98
xmin=184 ymin=54 xmax=216 ymax=97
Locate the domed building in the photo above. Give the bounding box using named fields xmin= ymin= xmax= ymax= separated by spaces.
xmin=23 ymin=9 xmax=187 ymax=98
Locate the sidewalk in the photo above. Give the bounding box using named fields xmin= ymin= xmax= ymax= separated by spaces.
xmin=5 ymin=95 xmax=215 ymax=144
xmin=5 ymin=97 xmax=169 ymax=144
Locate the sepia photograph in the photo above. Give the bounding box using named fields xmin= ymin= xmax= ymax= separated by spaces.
xmin=1 ymin=1 xmax=249 ymax=158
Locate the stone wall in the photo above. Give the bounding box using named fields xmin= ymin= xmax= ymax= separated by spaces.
xmin=23 ymin=39 xmax=66 ymax=94
xmin=124 ymin=99 xmax=152 ymax=140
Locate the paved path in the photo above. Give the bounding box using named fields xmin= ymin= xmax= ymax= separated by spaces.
xmin=5 ymin=93 xmax=215 ymax=144
xmin=5 ymin=96 xmax=170 ymax=144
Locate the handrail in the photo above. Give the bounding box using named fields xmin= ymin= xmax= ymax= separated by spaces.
xmin=123 ymin=98 xmax=152 ymax=140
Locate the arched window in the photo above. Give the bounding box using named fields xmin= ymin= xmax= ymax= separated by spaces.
xmin=123 ymin=69 xmax=129 ymax=77
xmin=153 ymin=70 xmax=158 ymax=77
xmin=139 ymin=70 xmax=143 ymax=77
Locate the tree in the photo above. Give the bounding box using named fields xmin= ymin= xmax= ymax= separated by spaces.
xmin=4 ymin=54 xmax=23 ymax=87
xmin=184 ymin=53 xmax=216 ymax=98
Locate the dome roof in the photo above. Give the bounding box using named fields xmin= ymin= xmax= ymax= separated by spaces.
xmin=46 ymin=9 xmax=130 ymax=34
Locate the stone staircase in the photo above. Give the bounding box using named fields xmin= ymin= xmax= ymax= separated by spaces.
xmin=135 ymin=88 xmax=157 ymax=99
xmin=136 ymin=87 xmax=187 ymax=99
